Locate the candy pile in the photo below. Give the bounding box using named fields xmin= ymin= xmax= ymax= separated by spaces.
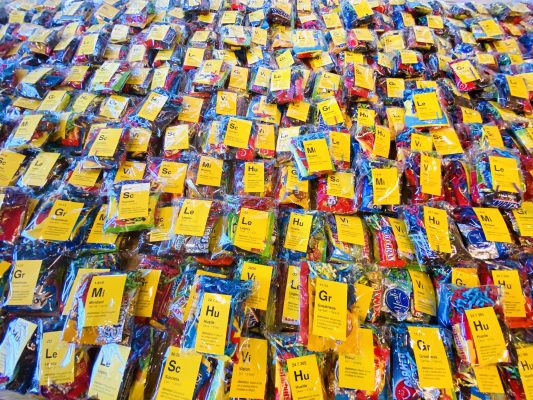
xmin=0 ymin=0 xmax=532 ymax=399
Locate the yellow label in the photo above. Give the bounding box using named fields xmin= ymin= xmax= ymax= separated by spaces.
xmin=114 ymin=160 xmax=146 ymax=182
xmin=506 ymin=75 xmax=529 ymax=99
xmin=92 ymin=62 xmax=120 ymax=84
xmin=317 ymin=98 xmax=344 ymax=126
xmin=40 ymin=200 xmax=83 ymax=241
xmin=516 ymin=346 xmax=533 ymax=400
xmin=329 ymin=131 xmax=350 ymax=163
xmin=128 ymin=44 xmax=146 ymax=63
xmin=408 ymin=270 xmax=436 ymax=316
xmin=461 ymin=107 xmax=482 ymax=123
xmin=284 ymin=212 xmax=313 ymax=252
xmin=135 ymin=269 xmax=162 ymax=318
xmin=196 ymin=156 xmax=223 ymax=187
xmin=287 ymin=101 xmax=310 ymax=122
xmin=72 ymin=93 xmax=97 ymax=113
xmin=158 ymin=161 xmax=187 ymax=195
xmin=326 ymin=171 xmax=355 ymax=199
xmin=276 ymin=50 xmax=294 ymax=68
xmin=489 ymin=156 xmax=520 ymax=193
xmin=270 ymin=68 xmax=291 ymax=91
xmin=390 ymin=217 xmax=414 ymax=253
xmin=0 ymin=150 xmax=25 ymax=186
xmin=329 ymin=28 xmax=346 ymax=46
xmin=383 ymin=34 xmax=404 ymax=52
xmin=255 ymin=124 xmax=275 ymax=151
xmin=413 ymin=26 xmax=434 ymax=43
xmin=88 ymin=128 xmax=122 ymax=157
xmin=234 ymin=208 xmax=269 ymax=252
xmin=513 ymin=202 xmax=533 ymax=236
xmin=479 ymin=19 xmax=503 ymax=37
xmin=431 ymin=127 xmax=463 ymax=155
xmin=21 ymin=152 xmax=59 ymax=187
xmin=400 ymin=50 xmax=418 ymax=64
xmin=413 ymin=91 xmax=442 ymax=120
xmin=420 ymin=154 xmax=441 ymax=196
xmin=39 ymin=331 xmax=75 ymax=386
xmin=335 ymin=215 xmax=365 ymax=245
xmin=465 ymin=307 xmax=509 ymax=365
xmin=386 ymin=78 xmax=404 ymax=98
xmin=6 ymin=260 xmax=42 ymax=306
xmin=138 ymin=92 xmax=168 ymax=121
xmin=401 ymin=12 xmax=415 ymax=27
xmin=175 ymin=199 xmax=212 ymax=237
xmin=451 ymin=60 xmax=480 ymax=83
xmin=474 ymin=207 xmax=512 ymax=243
xmin=178 ymin=96 xmax=204 ymax=123
xmin=287 ymin=354 xmax=324 ymax=400
xmin=424 ymin=207 xmax=451 ymax=253
xmin=224 ymin=118 xmax=252 ymax=149
xmin=84 ymin=274 xmax=126 ymax=326
xmin=195 ymin=292 xmax=231 ymax=355
xmin=476 ymin=52 xmax=495 ymax=65
xmin=373 ymin=126 xmax=390 ymax=158
xmin=117 ymin=183 xmax=150 ymax=220
xmin=229 ymin=66 xmax=249 ymax=91
xmin=126 ymin=128 xmax=151 ymax=153
xmin=13 ymin=114 xmax=43 ymax=143
xmin=472 ymin=365 xmax=505 ymax=394
xmin=87 ymin=205 xmax=117 ymax=245
xmin=411 ymin=133 xmax=433 ymax=151
xmin=372 ymin=168 xmax=400 ymax=205
xmin=216 ymin=91 xmax=237 ymax=116
xmin=88 ymin=344 xmax=131 ymax=400
xmin=155 ymin=348 xmax=202 ymax=400
xmin=149 ymin=206 xmax=174 ymax=243
xmin=427 ymin=15 xmax=443 ymax=29
xmin=241 ymin=262 xmax=273 ymax=311
xmin=451 ymin=268 xmax=479 ymax=287
xmin=13 ymin=97 xmax=40 ymax=110
xmin=164 ymin=125 xmax=189 ymax=151
xmin=39 ymin=90 xmax=69 ymax=112
xmin=68 ymin=162 xmax=101 ymax=187
xmin=407 ymin=326 xmax=453 ymax=388
xmin=22 ymin=67 xmax=52 ymax=85
xmin=183 ymin=47 xmax=205 ymax=68
xmin=482 ymin=125 xmax=504 ymax=149
xmin=244 ymin=162 xmax=265 ymax=193
xmin=357 ymin=108 xmax=375 ymax=128
xmin=304 ymin=138 xmax=333 ymax=173
xmin=148 ymin=24 xmax=170 ymax=41
xmin=492 ymin=270 xmax=525 ymax=318
xmin=66 ymin=65 xmax=89 ymax=83
xmin=312 ymin=278 xmax=347 ymax=340
xmin=9 ymin=9 xmax=25 ymax=23
xmin=345 ymin=52 xmax=364 ymax=64
xmin=251 ymin=27 xmax=267 ymax=45
xmin=338 ymin=328 xmax=375 ymax=391
xmin=229 ymin=338 xmax=268 ymax=399
xmin=354 ymin=284 xmax=374 ymax=322
xmin=282 ymin=265 xmax=300 ymax=324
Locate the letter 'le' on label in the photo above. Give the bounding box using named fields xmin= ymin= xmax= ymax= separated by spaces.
xmin=88 ymin=344 xmax=131 ymax=400
xmin=195 ymin=293 xmax=232 ymax=355
xmin=287 ymin=354 xmax=324 ymax=400
xmin=408 ymin=326 xmax=454 ymax=389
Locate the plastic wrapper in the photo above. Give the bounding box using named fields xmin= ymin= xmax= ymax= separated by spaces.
xmin=144 ymin=157 xmax=188 ymax=199
xmin=88 ymin=61 xmax=131 ymax=94
xmin=341 ymin=0 xmax=374 ymax=28
xmin=143 ymin=24 xmax=177 ymax=50
xmin=162 ymin=123 xmax=199 ymax=160
xmin=343 ymin=62 xmax=376 ymax=100
xmin=278 ymin=208 xmax=327 ymax=263
xmin=127 ymin=88 xmax=182 ymax=137
xmin=62 ymin=270 xmax=144 ymax=345
xmin=443 ymin=158 xmax=473 ymax=206
xmin=404 ymin=151 xmax=445 ymax=205
xmin=0 ymin=187 xmax=30 ymax=252
xmin=30 ymin=317 xmax=91 ymax=399
xmin=220 ymin=25 xmax=252 ymax=48
xmin=355 ymin=157 xmax=402 ymax=213
xmin=26 ymin=28 xmax=59 ymax=56
xmin=316 ymin=170 xmax=356 ymax=214
xmin=201 ymin=117 xmax=258 ymax=161
xmin=267 ymin=1 xmax=294 ymax=26
xmin=16 ymin=66 xmax=64 ymax=99
xmin=494 ymin=73 xmax=532 ymax=115
xmin=274 ymin=162 xmax=311 ymax=209
xmin=390 ymin=324 xmax=457 ymax=400
xmin=346 ymin=28 xmax=378 ymax=53
xmin=292 ymin=29 xmax=326 ymax=58
xmin=192 ymin=59 xmax=231 ymax=93
xmin=181 ymin=275 xmax=252 ymax=357
xmin=449 ymin=59 xmax=491 ymax=93
xmin=104 ymin=180 xmax=158 ymax=233
xmin=290 ymin=131 xmax=335 ymax=180
xmin=80 ymin=124 xmax=128 ymax=169
xmin=503 ymin=201 xmax=533 ymax=247
xmin=266 ymin=66 xmax=305 ymax=104
xmin=470 ymin=148 xmax=525 ymax=209
xmin=232 ymin=159 xmax=277 ymax=197
xmin=3 ymin=244 xmax=67 ymax=315
xmin=0 ymin=317 xmax=39 ymax=393
xmin=269 ymin=332 xmax=328 ymax=400
xmin=137 ymin=203 xmax=176 ymax=256
xmin=312 ymin=70 xmax=343 ymax=102
xmin=390 ymin=50 xmax=426 ymax=78
xmin=298 ymin=261 xmax=359 ymax=353
xmin=72 ymin=32 xmax=108 ymax=65
xmin=185 ymin=154 xmax=230 ymax=200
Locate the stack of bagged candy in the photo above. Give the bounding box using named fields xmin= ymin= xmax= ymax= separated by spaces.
xmin=0 ymin=0 xmax=532 ymax=398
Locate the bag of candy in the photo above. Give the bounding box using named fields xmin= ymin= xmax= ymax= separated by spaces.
xmin=343 ymin=62 xmax=376 ymax=100
xmin=331 ymin=324 xmax=390 ymax=399
xmin=268 ymin=332 xmax=329 ymax=400
xmin=404 ymin=151 xmax=445 ymax=205
xmin=274 ymin=162 xmax=311 ymax=209
xmin=364 ymin=214 xmax=416 ymax=268
xmin=62 ymin=270 xmax=144 ymax=345
xmin=191 ymin=59 xmax=231 ymax=93
xmin=16 ymin=66 xmax=64 ymax=99
xmin=4 ymin=113 xmax=59 ymax=151
xmin=137 ymin=202 xmax=177 ymax=257
xmin=470 ymin=148 xmax=525 ymax=209
xmin=290 ymin=131 xmax=335 ymax=180
xmin=0 ymin=317 xmax=40 ymax=393
xmin=443 ymin=158 xmax=473 ymax=206
xmin=478 ymin=260 xmax=533 ymax=329
xmin=0 ymin=188 xmax=30 ymax=252
xmin=201 ymin=117 xmax=258 ymax=161
xmin=72 ymin=32 xmax=108 ymax=65
xmin=389 ymin=324 xmax=457 ymax=400
xmin=316 ymin=170 xmax=356 ymax=214
xmin=88 ymin=61 xmax=131 ymax=94
xmin=181 ymin=275 xmax=252 ymax=357
xmin=298 ymin=261 xmax=359 ymax=353
xmin=267 ymin=66 xmax=305 ymax=105
xmin=185 ymin=154 xmax=230 ymax=200
xmin=232 ymin=159 xmax=277 ymax=197
xmin=278 ymin=209 xmax=327 ymax=263
xmin=80 ymin=124 xmax=128 ymax=169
